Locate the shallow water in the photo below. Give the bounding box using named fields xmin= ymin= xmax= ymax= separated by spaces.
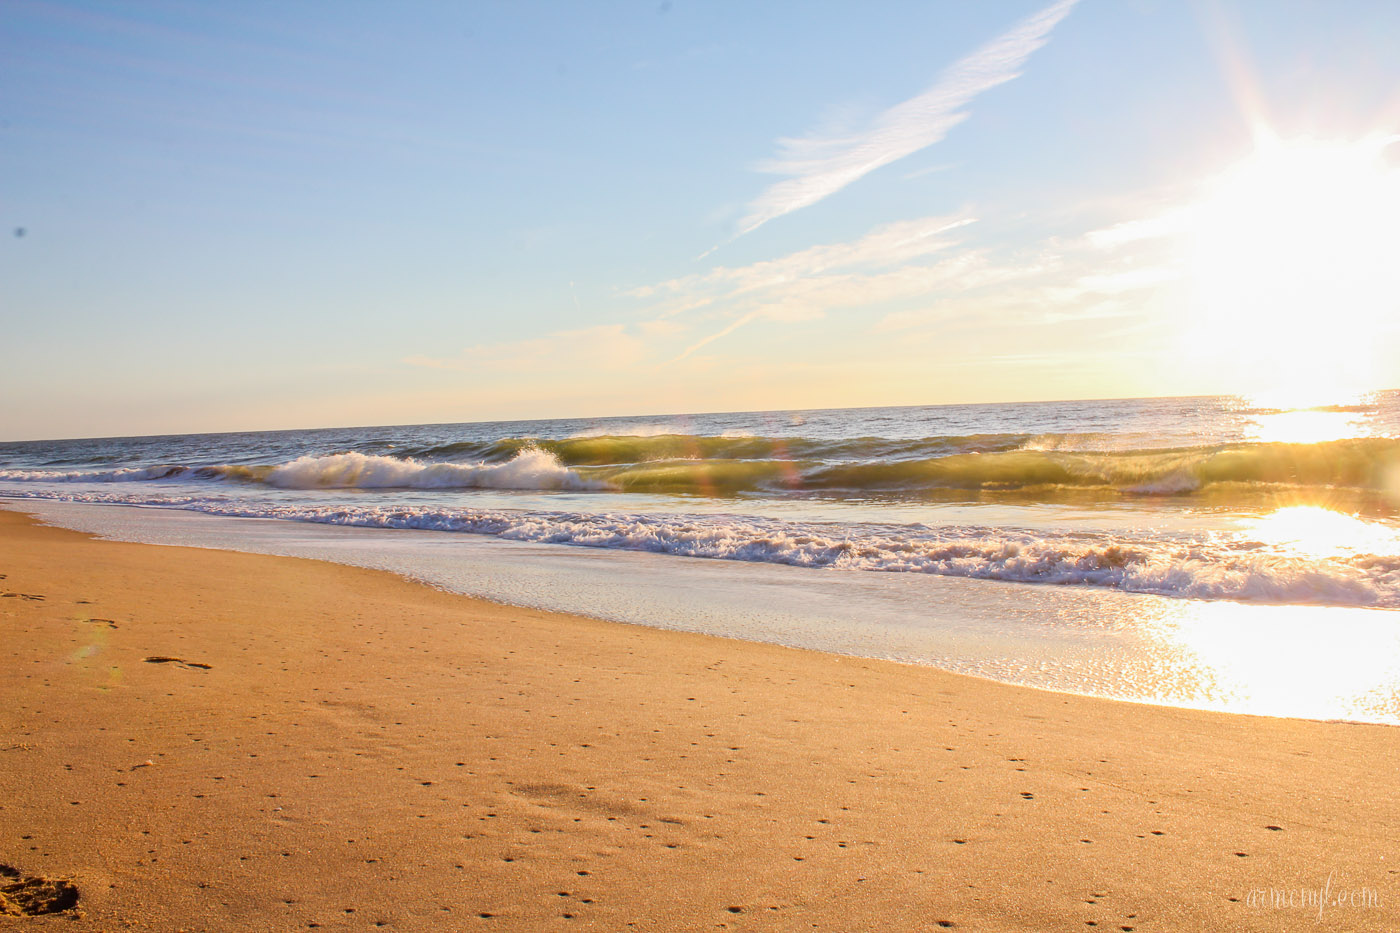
xmin=3 ymin=393 xmax=1399 ymax=608
xmin=13 ymin=498 xmax=1399 ymax=725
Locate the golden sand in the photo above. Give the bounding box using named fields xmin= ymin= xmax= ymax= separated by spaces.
xmin=0 ymin=508 xmax=1394 ymax=931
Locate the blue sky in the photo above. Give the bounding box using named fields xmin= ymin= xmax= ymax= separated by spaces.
xmin=4 ymin=0 xmax=1400 ymax=439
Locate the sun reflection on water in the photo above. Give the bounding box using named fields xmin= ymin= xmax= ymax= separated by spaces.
xmin=1245 ymin=408 xmax=1367 ymax=444
xmin=1238 ymin=389 xmax=1376 ymax=444
xmin=1140 ymin=599 xmax=1400 ymax=722
xmin=1107 ymin=503 xmax=1400 ymax=722
xmin=1246 ymin=504 xmax=1400 ymax=558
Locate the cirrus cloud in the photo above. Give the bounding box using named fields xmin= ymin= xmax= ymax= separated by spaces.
xmin=735 ymin=0 xmax=1080 ymax=240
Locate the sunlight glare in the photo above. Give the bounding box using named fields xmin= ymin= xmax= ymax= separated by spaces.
xmin=1243 ymin=406 xmax=1364 ymax=444
xmin=1148 ymin=600 xmax=1400 ymax=721
xmin=1248 ymin=505 xmax=1400 ymax=560
xmin=1187 ymin=135 xmax=1400 ymax=401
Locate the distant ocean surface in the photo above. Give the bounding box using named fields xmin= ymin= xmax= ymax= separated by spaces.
xmin=4 ymin=392 xmax=1399 ymax=609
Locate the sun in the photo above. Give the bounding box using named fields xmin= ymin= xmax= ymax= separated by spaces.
xmin=1184 ymin=134 xmax=1400 ymax=406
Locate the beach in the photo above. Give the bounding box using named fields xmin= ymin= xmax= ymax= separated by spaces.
xmin=1 ymin=506 xmax=1394 ymax=931
xmin=10 ymin=0 xmax=1400 ymax=928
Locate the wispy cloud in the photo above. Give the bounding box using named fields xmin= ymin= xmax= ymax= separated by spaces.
xmin=637 ymin=215 xmax=988 ymax=358
xmin=635 ymin=202 xmax=1186 ymax=359
xmin=1086 ymin=206 xmax=1197 ymax=249
xmin=646 ymin=214 xmax=976 ymax=315
xmin=735 ymin=0 xmax=1079 ymax=239
xmin=405 ymin=191 xmax=1189 ymax=383
xmin=874 ymin=211 xmax=1189 ymax=334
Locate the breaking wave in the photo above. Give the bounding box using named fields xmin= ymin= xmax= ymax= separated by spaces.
xmin=263 ymin=449 xmax=601 ymax=491
xmin=0 ymin=448 xmax=602 ymax=492
xmin=2 ymin=435 xmax=1397 ymax=503
xmin=4 ymin=489 xmax=1398 ymax=608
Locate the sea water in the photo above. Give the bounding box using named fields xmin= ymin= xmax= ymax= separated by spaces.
xmin=4 ymin=393 xmax=1398 ymax=722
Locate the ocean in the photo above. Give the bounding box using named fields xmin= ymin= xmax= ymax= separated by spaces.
xmin=4 ymin=392 xmax=1399 ymax=722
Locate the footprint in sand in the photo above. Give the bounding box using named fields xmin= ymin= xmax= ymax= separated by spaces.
xmin=87 ymin=619 xmax=118 ymax=629
xmin=0 ymin=864 xmax=80 ymax=916
xmin=143 ymin=656 xmax=213 ymax=670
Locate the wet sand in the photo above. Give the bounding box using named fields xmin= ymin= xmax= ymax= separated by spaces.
xmin=0 ymin=507 xmax=1394 ymax=931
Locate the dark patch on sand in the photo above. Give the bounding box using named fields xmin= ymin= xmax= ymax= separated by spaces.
xmin=144 ymin=656 xmax=212 ymax=670
xmin=0 ymin=864 xmax=80 ymax=916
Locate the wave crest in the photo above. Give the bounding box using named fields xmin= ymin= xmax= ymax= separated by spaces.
xmin=265 ymin=449 xmax=600 ymax=491
xmin=0 ymin=448 xmax=601 ymax=493
xmin=3 ymin=436 xmax=1398 ymax=504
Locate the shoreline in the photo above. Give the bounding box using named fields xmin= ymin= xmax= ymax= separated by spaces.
xmin=1 ymin=507 xmax=1395 ymax=930
xmin=10 ymin=496 xmax=1400 ymax=728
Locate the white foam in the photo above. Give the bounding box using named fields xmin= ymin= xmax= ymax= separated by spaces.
xmin=0 ymin=465 xmax=191 ymax=483
xmin=265 ymin=448 xmax=600 ymax=491
xmin=3 ymin=487 xmax=1397 ymax=608
xmin=0 ymin=449 xmax=603 ymax=493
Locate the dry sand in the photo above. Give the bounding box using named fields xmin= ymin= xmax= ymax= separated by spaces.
xmin=0 ymin=507 xmax=1395 ymax=931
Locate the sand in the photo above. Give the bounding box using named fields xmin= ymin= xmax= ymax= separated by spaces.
xmin=0 ymin=507 xmax=1394 ymax=931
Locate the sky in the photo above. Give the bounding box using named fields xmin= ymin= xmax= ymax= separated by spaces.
xmin=4 ymin=0 xmax=1400 ymax=439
